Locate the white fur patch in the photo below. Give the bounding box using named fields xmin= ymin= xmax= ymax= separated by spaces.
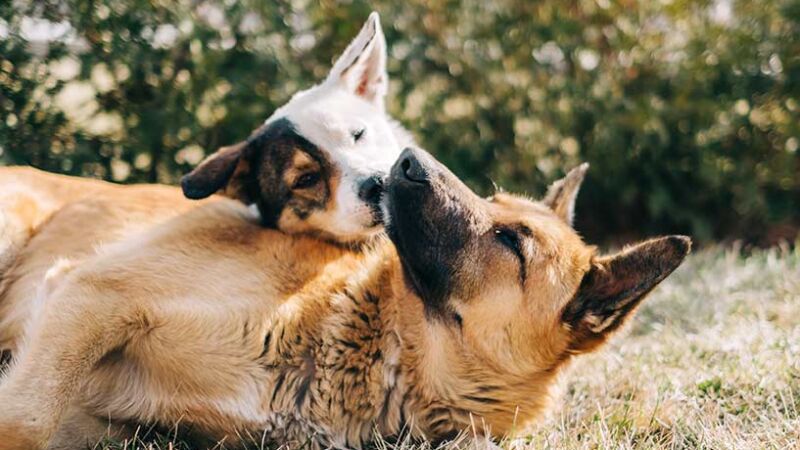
xmin=253 ymin=13 xmax=410 ymax=242
xmin=285 ymin=88 xmax=405 ymax=241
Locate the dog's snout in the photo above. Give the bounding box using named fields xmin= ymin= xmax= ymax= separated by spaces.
xmin=358 ymin=175 xmax=384 ymax=205
xmin=398 ymin=148 xmax=428 ymax=183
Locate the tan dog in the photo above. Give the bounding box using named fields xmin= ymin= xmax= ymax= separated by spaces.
xmin=0 ymin=148 xmax=689 ymax=449
xmin=0 ymin=13 xmax=409 ymax=357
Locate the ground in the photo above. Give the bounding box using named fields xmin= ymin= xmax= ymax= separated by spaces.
xmin=88 ymin=244 xmax=800 ymax=449
xmin=522 ymin=243 xmax=800 ymax=449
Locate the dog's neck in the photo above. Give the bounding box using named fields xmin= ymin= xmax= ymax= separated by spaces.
xmin=261 ymin=238 xmax=561 ymax=447
xmin=305 ymin=243 xmax=472 ymax=444
xmin=341 ymin=248 xmax=560 ymax=443
xmin=372 ymin=246 xmax=565 ymax=443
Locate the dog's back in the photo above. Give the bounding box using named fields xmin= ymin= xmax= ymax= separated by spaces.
xmin=0 ymin=167 xmax=110 ymax=270
xmin=0 ymin=167 xmax=205 ymax=352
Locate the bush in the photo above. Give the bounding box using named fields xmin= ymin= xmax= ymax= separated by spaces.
xmin=1 ymin=0 xmax=798 ymax=244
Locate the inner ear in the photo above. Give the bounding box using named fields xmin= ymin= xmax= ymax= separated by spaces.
xmin=562 ymin=235 xmax=691 ymax=353
xmin=542 ymin=163 xmax=589 ymax=226
xmin=181 ymin=142 xmax=250 ymax=201
xmin=326 ymin=12 xmax=388 ymax=109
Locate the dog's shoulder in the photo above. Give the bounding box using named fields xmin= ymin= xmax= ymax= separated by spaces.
xmin=67 ymin=198 xmax=357 ymax=299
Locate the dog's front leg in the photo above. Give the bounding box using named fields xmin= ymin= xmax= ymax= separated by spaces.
xmin=0 ymin=274 xmax=149 ymax=450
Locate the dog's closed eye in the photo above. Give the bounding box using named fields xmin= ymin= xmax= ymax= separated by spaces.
xmin=495 ymin=227 xmax=522 ymax=256
xmin=352 ymin=127 xmax=366 ymax=142
xmin=494 ymin=227 xmax=527 ymax=285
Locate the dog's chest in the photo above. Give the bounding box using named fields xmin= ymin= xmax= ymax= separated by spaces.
xmin=251 ymin=291 xmax=404 ymax=447
xmin=86 ymin=291 xmax=403 ymax=448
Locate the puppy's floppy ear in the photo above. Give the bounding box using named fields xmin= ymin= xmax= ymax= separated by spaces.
xmin=542 ymin=163 xmax=588 ymax=226
xmin=181 ymin=141 xmax=250 ymax=201
xmin=327 ymin=12 xmax=388 ymax=109
xmin=562 ymin=235 xmax=691 ymax=353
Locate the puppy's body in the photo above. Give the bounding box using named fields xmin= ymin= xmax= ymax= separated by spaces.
xmin=0 ymin=196 xmax=402 ymax=447
xmin=0 ymin=168 xmax=206 ymax=353
xmin=0 ymin=151 xmax=690 ymax=450
xmin=0 ymin=12 xmax=408 ymax=356
xmin=57 ymin=202 xmax=387 ymax=446
xmin=0 ymin=166 xmax=117 ymax=277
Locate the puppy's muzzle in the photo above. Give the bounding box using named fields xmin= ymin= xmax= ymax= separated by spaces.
xmin=358 ymin=175 xmax=384 ymax=205
xmin=358 ymin=174 xmax=385 ymax=225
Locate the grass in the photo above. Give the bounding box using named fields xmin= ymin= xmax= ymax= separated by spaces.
xmin=93 ymin=244 xmax=800 ymax=449
xmin=521 ymin=242 xmax=800 ymax=449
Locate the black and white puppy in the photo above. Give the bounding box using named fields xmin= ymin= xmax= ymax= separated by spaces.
xmin=182 ymin=12 xmax=412 ymax=244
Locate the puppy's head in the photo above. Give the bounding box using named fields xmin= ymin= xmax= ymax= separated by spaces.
xmin=182 ymin=13 xmax=408 ymax=244
xmin=384 ymin=148 xmax=691 ymax=433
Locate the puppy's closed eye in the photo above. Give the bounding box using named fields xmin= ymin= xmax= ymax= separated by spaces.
xmin=352 ymin=128 xmax=366 ymax=142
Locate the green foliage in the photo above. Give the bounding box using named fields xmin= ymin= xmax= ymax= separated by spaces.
xmin=697 ymin=376 xmax=724 ymax=396
xmin=1 ymin=0 xmax=798 ymax=243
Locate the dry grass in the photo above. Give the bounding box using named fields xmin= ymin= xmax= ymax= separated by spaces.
xmin=96 ymin=243 xmax=800 ymax=449
xmin=520 ymin=242 xmax=800 ymax=449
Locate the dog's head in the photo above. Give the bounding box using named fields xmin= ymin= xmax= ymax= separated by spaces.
xmin=384 ymin=148 xmax=690 ymax=434
xmin=181 ymin=13 xmax=408 ymax=244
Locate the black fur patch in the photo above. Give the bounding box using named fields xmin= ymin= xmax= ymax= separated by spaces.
xmin=270 ymin=370 xmax=287 ymax=407
xmin=0 ymin=349 xmax=12 ymax=370
xmin=259 ymin=331 xmax=272 ymax=359
xmin=242 ymin=118 xmax=332 ymax=228
xmin=385 ymin=148 xmax=479 ymax=319
xmin=295 ymin=352 xmax=317 ymax=408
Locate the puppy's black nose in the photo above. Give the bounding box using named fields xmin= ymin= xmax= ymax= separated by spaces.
xmin=399 ymin=148 xmax=428 ymax=183
xmin=358 ymin=175 xmax=384 ymax=205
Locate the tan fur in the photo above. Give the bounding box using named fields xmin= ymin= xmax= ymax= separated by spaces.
xmin=0 ymin=167 xmax=106 ymax=276
xmin=276 ymin=148 xmax=342 ymax=238
xmin=0 ymin=164 xmax=688 ymax=450
xmin=0 ymin=167 xmax=210 ymax=353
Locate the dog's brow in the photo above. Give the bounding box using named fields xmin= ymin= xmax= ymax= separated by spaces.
xmin=498 ymin=224 xmax=530 ymax=287
xmin=509 ymin=224 xmax=535 ymax=286
xmin=517 ymin=224 xmax=533 ymax=237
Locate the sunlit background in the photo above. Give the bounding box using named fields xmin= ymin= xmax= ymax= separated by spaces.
xmin=1 ymin=0 xmax=798 ymax=245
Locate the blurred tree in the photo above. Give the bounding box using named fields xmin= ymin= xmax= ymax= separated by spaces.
xmin=0 ymin=0 xmax=798 ymax=245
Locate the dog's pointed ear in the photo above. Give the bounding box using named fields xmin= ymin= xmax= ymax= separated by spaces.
xmin=542 ymin=163 xmax=588 ymax=226
xmin=327 ymin=12 xmax=388 ymax=109
xmin=181 ymin=142 xmax=250 ymax=201
xmin=562 ymin=235 xmax=691 ymax=353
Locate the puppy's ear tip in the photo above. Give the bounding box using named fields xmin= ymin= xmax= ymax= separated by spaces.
xmin=368 ymin=11 xmax=381 ymax=24
xmin=568 ymin=163 xmax=589 ymax=180
xmin=366 ymin=11 xmax=383 ymax=35
xmin=180 ymin=174 xmax=209 ymax=200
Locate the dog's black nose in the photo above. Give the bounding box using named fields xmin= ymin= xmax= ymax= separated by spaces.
xmin=399 ymin=148 xmax=428 ymax=183
xmin=358 ymin=175 xmax=384 ymax=205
